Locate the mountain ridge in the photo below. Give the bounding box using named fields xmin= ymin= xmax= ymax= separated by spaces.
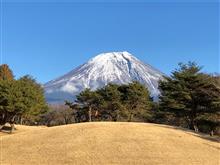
xmin=44 ymin=51 xmax=164 ymax=103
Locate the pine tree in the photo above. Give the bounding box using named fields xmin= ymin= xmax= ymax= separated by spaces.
xmin=18 ymin=75 xmax=48 ymax=124
xmin=97 ymin=84 xmax=124 ymax=121
xmin=0 ymin=75 xmax=48 ymax=131
xmin=195 ymin=75 xmax=220 ymax=135
xmin=159 ymin=62 xmax=220 ymax=132
xmin=0 ymin=80 xmax=23 ymax=130
xmin=0 ymin=64 xmax=14 ymax=80
xmin=75 ymin=89 xmax=100 ymax=122
xmin=119 ymin=81 xmax=152 ymax=122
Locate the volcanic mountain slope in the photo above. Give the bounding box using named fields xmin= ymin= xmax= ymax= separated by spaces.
xmin=1 ymin=122 xmax=219 ymax=165
xmin=44 ymin=52 xmax=164 ymax=103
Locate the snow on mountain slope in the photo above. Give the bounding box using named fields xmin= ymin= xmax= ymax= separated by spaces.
xmin=44 ymin=52 xmax=164 ymax=103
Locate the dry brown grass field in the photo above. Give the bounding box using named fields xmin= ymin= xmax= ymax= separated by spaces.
xmin=0 ymin=122 xmax=219 ymax=165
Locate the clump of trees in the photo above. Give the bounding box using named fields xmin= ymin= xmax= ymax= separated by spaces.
xmin=157 ymin=62 xmax=220 ymax=135
xmin=64 ymin=62 xmax=220 ymax=135
xmin=2 ymin=62 xmax=219 ymax=136
xmin=0 ymin=64 xmax=48 ymax=132
xmin=66 ymin=82 xmax=153 ymax=123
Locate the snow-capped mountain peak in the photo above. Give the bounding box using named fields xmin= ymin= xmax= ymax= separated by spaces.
xmin=44 ymin=51 xmax=164 ymax=103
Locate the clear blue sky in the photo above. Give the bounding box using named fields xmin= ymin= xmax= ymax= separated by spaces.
xmin=1 ymin=0 xmax=219 ymax=83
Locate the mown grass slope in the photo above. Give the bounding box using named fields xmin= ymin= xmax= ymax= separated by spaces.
xmin=1 ymin=122 xmax=219 ymax=165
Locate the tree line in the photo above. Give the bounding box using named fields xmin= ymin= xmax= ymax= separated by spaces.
xmin=65 ymin=81 xmax=153 ymax=123
xmin=0 ymin=62 xmax=219 ymax=135
xmin=0 ymin=64 xmax=48 ymax=132
xmin=60 ymin=62 xmax=219 ymax=135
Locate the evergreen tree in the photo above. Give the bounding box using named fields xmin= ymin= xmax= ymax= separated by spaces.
xmin=0 ymin=64 xmax=14 ymax=80
xmin=159 ymin=62 xmax=220 ymax=132
xmin=97 ymin=84 xmax=124 ymax=121
xmin=75 ymin=89 xmax=100 ymax=122
xmin=0 ymin=74 xmax=48 ymax=131
xmin=0 ymin=80 xmax=23 ymax=130
xmin=195 ymin=75 xmax=220 ymax=135
xmin=67 ymin=82 xmax=153 ymax=122
xmin=17 ymin=75 xmax=48 ymax=124
xmin=119 ymin=81 xmax=152 ymax=122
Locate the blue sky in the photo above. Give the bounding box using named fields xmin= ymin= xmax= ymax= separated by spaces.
xmin=1 ymin=0 xmax=219 ymax=83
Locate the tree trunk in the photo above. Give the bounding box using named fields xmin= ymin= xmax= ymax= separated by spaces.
xmin=95 ymin=110 xmax=99 ymax=118
xmin=9 ymin=115 xmax=16 ymax=133
xmin=189 ymin=119 xmax=198 ymax=132
xmin=190 ymin=105 xmax=199 ymax=132
xmin=112 ymin=115 xmax=118 ymax=122
xmin=10 ymin=123 xmax=15 ymax=133
xmin=210 ymin=130 xmax=214 ymax=136
xmin=88 ymin=106 xmax=92 ymax=122
xmin=0 ymin=113 xmax=7 ymax=129
xmin=20 ymin=117 xmax=23 ymax=125
xmin=193 ymin=125 xmax=198 ymax=132
xmin=128 ymin=113 xmax=133 ymax=122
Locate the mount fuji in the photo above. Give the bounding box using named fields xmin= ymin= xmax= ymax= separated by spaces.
xmin=44 ymin=52 xmax=164 ymax=103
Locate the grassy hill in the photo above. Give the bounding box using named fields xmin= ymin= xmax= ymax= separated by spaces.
xmin=1 ymin=122 xmax=219 ymax=165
